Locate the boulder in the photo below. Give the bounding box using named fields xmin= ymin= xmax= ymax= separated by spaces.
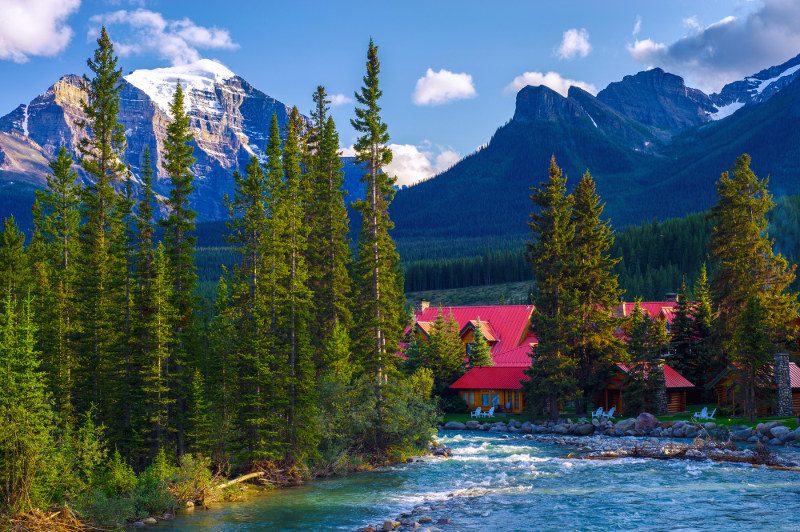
xmin=185 ymin=501 xmax=195 ymax=508
xmin=143 ymin=517 xmax=157 ymax=525
xmin=466 ymin=420 xmax=480 ymax=429
xmin=756 ymin=421 xmax=782 ymax=435
xmin=418 ymin=516 xmax=433 ymax=524
xmin=552 ymin=424 xmax=570 ymax=434
xmin=660 ymin=421 xmax=674 ymax=429
xmin=704 ymin=422 xmax=717 ymax=430
xmin=520 ymin=423 xmax=533 ymax=434
xmin=443 ymin=421 xmax=466 ymax=430
xmin=162 ymin=513 xmax=174 ymax=520
xmin=479 ymin=423 xmax=491 ymax=431
xmin=615 ymin=418 xmax=636 ymax=432
xmin=770 ymin=425 xmax=791 ymax=438
xmin=132 ymin=522 xmax=145 ymax=529
xmin=731 ymin=429 xmax=753 ymax=441
xmin=573 ymin=423 xmax=595 ymax=436
xmin=779 ymin=431 xmax=797 ymax=444
xmin=635 ymin=412 xmax=659 ymax=431
xmin=768 ymin=438 xmax=783 ymax=446
xmin=747 ymin=435 xmax=760 ymax=443
xmin=382 ymin=519 xmax=399 ymax=530
xmin=672 ymin=425 xmax=686 ymax=438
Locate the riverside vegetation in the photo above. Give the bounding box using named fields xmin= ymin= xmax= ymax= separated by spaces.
xmin=0 ymin=32 xmax=437 ymax=529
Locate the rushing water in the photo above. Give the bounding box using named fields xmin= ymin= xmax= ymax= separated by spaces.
xmin=156 ymin=431 xmax=800 ymax=531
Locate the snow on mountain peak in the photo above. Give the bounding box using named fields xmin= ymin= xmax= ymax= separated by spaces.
xmin=124 ymin=59 xmax=235 ymax=114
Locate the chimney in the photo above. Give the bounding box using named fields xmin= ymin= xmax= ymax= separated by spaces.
xmin=665 ymin=293 xmax=678 ymax=303
xmin=414 ymin=300 xmax=430 ymax=314
xmin=774 ymin=353 xmax=793 ymax=416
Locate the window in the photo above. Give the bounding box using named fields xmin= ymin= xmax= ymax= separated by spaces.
xmin=513 ymin=392 xmax=519 ymax=411
xmin=482 ymin=393 xmax=491 ymax=406
xmin=462 ymin=392 xmax=469 ymax=403
xmin=491 ymin=394 xmax=500 ymax=407
xmin=469 ymin=392 xmax=475 ymax=404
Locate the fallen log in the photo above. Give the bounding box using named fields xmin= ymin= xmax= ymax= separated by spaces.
xmin=214 ymin=471 xmax=265 ymax=490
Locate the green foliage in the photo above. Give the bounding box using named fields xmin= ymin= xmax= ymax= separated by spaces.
xmin=426 ymin=310 xmax=466 ymax=398
xmin=622 ymin=302 xmax=669 ymax=415
xmin=467 ymin=318 xmax=493 ymax=369
xmin=732 ymin=295 xmax=775 ymax=421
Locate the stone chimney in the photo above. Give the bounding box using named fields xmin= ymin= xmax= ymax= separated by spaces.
xmin=414 ymin=300 xmax=430 ymax=314
xmin=774 ymin=353 xmax=793 ymax=416
xmin=665 ymin=292 xmax=678 ymax=303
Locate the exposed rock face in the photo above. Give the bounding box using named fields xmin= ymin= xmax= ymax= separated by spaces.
xmin=596 ymin=68 xmax=716 ymax=130
xmin=0 ymin=60 xmax=302 ymax=221
xmin=711 ymin=53 xmax=800 ymax=111
xmin=513 ymin=85 xmax=587 ymax=124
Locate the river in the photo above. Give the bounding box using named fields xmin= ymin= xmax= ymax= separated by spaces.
xmin=155 ymin=431 xmax=800 ymax=531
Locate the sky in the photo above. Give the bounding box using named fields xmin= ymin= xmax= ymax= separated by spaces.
xmin=2 ymin=0 xmax=800 ymax=186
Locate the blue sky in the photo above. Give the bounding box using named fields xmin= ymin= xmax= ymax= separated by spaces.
xmin=2 ymin=0 xmax=799 ymax=185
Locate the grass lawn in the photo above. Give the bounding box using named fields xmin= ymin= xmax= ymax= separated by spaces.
xmin=441 ymin=404 xmax=799 ymax=429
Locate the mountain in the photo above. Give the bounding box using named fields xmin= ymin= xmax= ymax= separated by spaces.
xmin=0 ymin=59 xmax=310 ymax=226
xmin=389 ymin=53 xmax=800 ymax=258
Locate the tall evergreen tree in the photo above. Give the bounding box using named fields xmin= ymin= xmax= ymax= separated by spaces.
xmin=468 ymin=318 xmax=493 ymax=369
xmin=709 ymin=154 xmax=798 ymax=372
xmin=691 ymin=264 xmax=714 ymax=391
xmin=350 ymin=39 xmax=404 ymax=390
xmin=73 ymin=25 xmax=127 ymax=426
xmin=31 ymin=147 xmax=81 ymax=414
xmin=622 ymin=302 xmax=668 ymax=415
xmin=160 ymin=80 xmax=198 ymax=455
xmin=570 ymin=170 xmax=622 ymax=413
xmin=426 ymin=310 xmax=465 ymax=396
xmin=523 ymin=157 xmax=578 ymax=421
xmin=280 ymin=107 xmax=317 ymax=460
xmin=306 ymin=86 xmax=352 ymax=376
xmin=732 ymin=294 xmax=773 ymax=421
xmin=668 ymin=279 xmax=695 ymax=382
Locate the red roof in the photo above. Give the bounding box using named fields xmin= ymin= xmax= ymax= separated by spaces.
xmin=492 ymin=336 xmax=537 ymax=367
xmin=616 ymin=363 xmax=694 ymax=389
xmin=615 ymin=301 xmax=678 ymax=324
xmin=461 ymin=320 xmax=499 ymax=342
xmin=411 ymin=305 xmax=534 ymax=356
xmin=450 ymin=366 xmax=529 ymax=390
xmin=791 ymin=362 xmax=800 ymax=388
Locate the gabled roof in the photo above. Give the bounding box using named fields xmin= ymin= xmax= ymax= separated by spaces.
xmin=614 ymin=301 xmax=678 ymax=324
xmin=450 ymin=366 xmax=529 ymax=390
xmin=415 ymin=321 xmax=431 ymax=337
xmin=615 ymin=363 xmax=694 ymax=389
xmin=411 ymin=305 xmax=534 ymax=356
xmin=460 ymin=319 xmax=499 ymax=342
xmin=492 ymin=336 xmax=537 ymax=367
xmin=709 ymin=362 xmax=800 ymax=389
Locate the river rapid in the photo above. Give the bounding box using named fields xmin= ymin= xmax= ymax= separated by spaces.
xmin=155 ymin=431 xmax=800 ymax=531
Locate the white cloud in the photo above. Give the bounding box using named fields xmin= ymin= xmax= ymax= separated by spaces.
xmin=329 ymin=93 xmax=352 ymax=106
xmin=343 ymin=142 xmax=461 ymax=187
xmin=626 ymin=0 xmax=800 ymax=93
xmin=412 ymin=68 xmax=477 ymax=106
xmin=626 ymin=38 xmax=667 ymax=62
xmin=0 ymin=0 xmax=80 ymax=63
xmin=504 ymin=71 xmax=597 ymax=97
xmin=632 ymin=15 xmax=642 ymax=36
xmin=88 ymin=9 xmax=238 ymax=66
xmin=683 ymin=15 xmax=700 ymax=30
xmin=555 ymin=28 xmax=591 ymax=60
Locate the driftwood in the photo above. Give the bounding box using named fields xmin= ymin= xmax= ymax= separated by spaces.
xmin=6 ymin=505 xmax=102 ymax=532
xmin=214 ymin=471 xmax=265 ymax=490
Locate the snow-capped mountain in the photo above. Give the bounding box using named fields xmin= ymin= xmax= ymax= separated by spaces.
xmin=0 ymin=59 xmax=300 ymax=221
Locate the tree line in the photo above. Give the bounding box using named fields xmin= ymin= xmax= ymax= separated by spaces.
xmin=0 ymin=32 xmax=436 ymax=522
xmin=521 ymin=155 xmax=797 ymax=421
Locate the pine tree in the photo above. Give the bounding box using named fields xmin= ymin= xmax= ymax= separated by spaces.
xmin=350 ymin=39 xmax=404 ymax=392
xmin=709 ymin=154 xmax=798 ymax=372
xmin=186 ymin=368 xmax=212 ymax=454
xmin=691 ymin=264 xmax=714 ymax=390
xmin=522 ymin=157 xmax=578 ymax=420
xmin=306 ymin=86 xmax=352 ymax=376
xmin=73 ymin=25 xmax=127 ymax=426
xmin=468 ymin=318 xmax=493 ymax=368
xmin=426 ymin=310 xmax=465 ymax=396
xmin=30 ymin=147 xmax=81 ymax=414
xmin=0 ymin=289 xmax=53 ymax=513
xmin=280 ymin=107 xmax=317 ymax=460
xmin=160 ymin=80 xmax=198 ymax=455
xmin=732 ymin=294 xmax=773 ymax=421
xmin=140 ymin=243 xmax=175 ymax=455
xmin=570 ymin=170 xmax=622 ymax=413
xmin=623 ymin=302 xmax=668 ymax=415
xmin=669 ymin=279 xmax=695 ymax=382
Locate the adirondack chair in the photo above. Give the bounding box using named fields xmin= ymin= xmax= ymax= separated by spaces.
xmin=603 ymin=406 xmax=616 ymax=420
xmin=470 ymin=406 xmax=483 ymax=418
xmin=591 ymin=407 xmax=605 ymax=420
xmin=481 ymin=406 xmax=496 ymax=419
xmin=706 ymin=408 xmax=716 ymax=420
xmin=692 ymin=407 xmax=708 ymax=421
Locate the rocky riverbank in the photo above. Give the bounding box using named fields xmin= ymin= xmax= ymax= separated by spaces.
xmin=438 ymin=413 xmax=800 ymax=447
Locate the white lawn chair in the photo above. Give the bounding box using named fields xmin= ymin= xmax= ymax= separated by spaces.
xmin=481 ymin=406 xmax=495 ymax=419
xmin=706 ymin=408 xmax=716 ymax=420
xmin=470 ymin=406 xmax=483 ymax=418
xmin=603 ymin=406 xmax=616 ymax=420
xmin=591 ymin=407 xmax=604 ymax=420
xmin=691 ymin=407 xmax=708 ymax=421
